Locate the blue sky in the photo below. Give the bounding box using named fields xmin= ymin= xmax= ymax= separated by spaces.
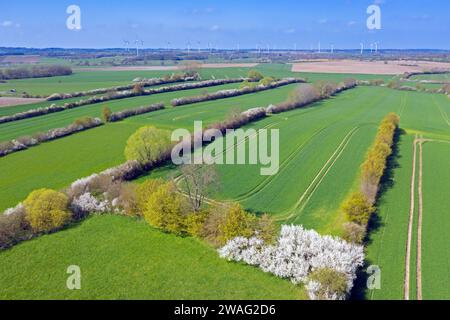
xmin=0 ymin=0 xmax=449 ymax=49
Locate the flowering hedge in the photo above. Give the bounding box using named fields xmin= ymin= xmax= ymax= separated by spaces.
xmin=171 ymin=78 xmax=305 ymax=107
xmin=108 ymin=103 xmax=165 ymax=122
xmin=219 ymin=225 xmax=364 ymax=300
xmin=267 ymin=79 xmax=357 ymax=114
xmin=46 ymin=72 xmax=199 ymax=101
xmin=0 ymin=117 xmax=103 ymax=157
xmin=0 ymin=78 xmax=246 ymax=125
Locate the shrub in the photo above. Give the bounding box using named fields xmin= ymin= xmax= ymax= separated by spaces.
xmin=135 ymin=179 xmax=165 ymax=215
xmin=114 ymin=182 xmax=138 ymax=216
xmin=200 ymin=204 xmax=228 ymax=246
xmin=259 ymin=76 xmax=275 ymax=86
xmin=341 ymin=192 xmax=375 ymax=226
xmin=23 ymin=189 xmax=72 ymax=233
xmin=314 ymin=80 xmax=338 ymax=98
xmin=102 ymin=107 xmax=112 ymax=122
xmin=124 ymin=126 xmax=172 ymax=165
xmin=185 ymin=210 xmax=210 ymax=238
xmin=0 ymin=205 xmax=33 ymax=249
xmin=254 ymin=214 xmax=277 ymax=243
xmin=143 ymin=182 xmax=187 ymax=235
xmin=218 ymin=203 xmax=256 ymax=244
xmin=219 ymin=225 xmax=364 ymax=291
xmin=247 ymin=70 xmax=264 ymax=81
xmin=307 ymin=268 xmax=349 ymax=300
xmin=132 ymin=83 xmax=144 ymax=95
xmin=342 ymin=222 xmax=366 ymax=244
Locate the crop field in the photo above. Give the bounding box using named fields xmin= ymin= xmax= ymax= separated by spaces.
xmin=410 ymin=73 xmax=450 ymax=81
xmin=1 ymin=63 xmax=449 ymax=300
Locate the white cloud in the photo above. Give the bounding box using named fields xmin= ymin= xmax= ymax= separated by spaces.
xmin=284 ymin=28 xmax=296 ymax=34
xmin=347 ymin=21 xmax=356 ymax=26
xmin=210 ymin=25 xmax=220 ymax=31
xmin=1 ymin=20 xmax=20 ymax=28
xmin=318 ymin=18 xmax=328 ymax=24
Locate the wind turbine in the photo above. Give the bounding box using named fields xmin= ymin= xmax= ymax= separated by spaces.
xmin=374 ymin=42 xmax=378 ymax=54
xmin=294 ymin=43 xmax=297 ymax=52
xmin=123 ymin=40 xmax=130 ymax=53
xmin=360 ymin=43 xmax=364 ymax=55
xmin=197 ymin=41 xmax=201 ymax=53
xmin=187 ymin=41 xmax=191 ymax=54
xmin=331 ymin=44 xmax=334 ymax=54
xmin=135 ymin=39 xmax=140 ymax=56
xmin=370 ymin=43 xmax=374 ymax=53
xmin=318 ymin=42 xmax=321 ymax=53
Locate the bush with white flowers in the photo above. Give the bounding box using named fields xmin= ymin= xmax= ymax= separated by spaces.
xmin=71 ymin=192 xmax=110 ymax=215
xmin=218 ymin=225 xmax=364 ymax=300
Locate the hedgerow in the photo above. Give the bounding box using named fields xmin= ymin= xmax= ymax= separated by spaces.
xmin=171 ymin=78 xmax=305 ymax=107
xmin=0 ymin=78 xmax=245 ymax=125
xmin=340 ymin=113 xmax=400 ymax=243
xmin=108 ymin=102 xmax=164 ymax=122
xmin=0 ymin=117 xmax=103 ymax=157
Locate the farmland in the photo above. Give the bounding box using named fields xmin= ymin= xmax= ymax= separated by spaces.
xmin=1 ymin=63 xmax=449 ymax=300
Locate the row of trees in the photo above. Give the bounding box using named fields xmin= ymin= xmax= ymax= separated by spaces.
xmin=0 ymin=117 xmax=102 ymax=157
xmin=0 ymin=65 xmax=72 ymax=80
xmin=341 ymin=113 xmax=400 ymax=243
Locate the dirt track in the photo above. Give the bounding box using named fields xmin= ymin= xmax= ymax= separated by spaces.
xmin=404 ymin=135 xmax=418 ymax=300
xmin=291 ymin=60 xmax=450 ymax=75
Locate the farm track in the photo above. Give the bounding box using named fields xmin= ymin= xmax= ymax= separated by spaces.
xmin=398 ymin=93 xmax=407 ymax=117
xmin=417 ymin=137 xmax=423 ymax=300
xmin=404 ymin=134 xmax=418 ymax=300
xmin=275 ymin=126 xmax=360 ymax=222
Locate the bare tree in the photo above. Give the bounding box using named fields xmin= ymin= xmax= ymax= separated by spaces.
xmin=180 ymin=164 xmax=219 ymax=212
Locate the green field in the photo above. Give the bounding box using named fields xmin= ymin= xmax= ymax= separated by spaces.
xmin=1 ymin=64 xmax=449 ymax=300
xmin=0 ymin=215 xmax=306 ymax=299
xmin=410 ymin=73 xmax=450 ymax=81
xmin=422 ymin=142 xmax=450 ymax=299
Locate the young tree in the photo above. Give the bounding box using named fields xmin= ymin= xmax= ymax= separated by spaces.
xmin=341 ymin=192 xmax=375 ymax=226
xmin=180 ymin=164 xmax=219 ymax=212
xmin=143 ymin=182 xmax=186 ymax=235
xmin=102 ymin=107 xmax=112 ymax=122
xmin=307 ymin=268 xmax=348 ymax=300
xmin=124 ymin=126 xmax=172 ymax=165
xmin=219 ymin=203 xmax=256 ymax=244
xmin=23 ymin=189 xmax=71 ymax=233
xmin=247 ymin=69 xmax=264 ymax=81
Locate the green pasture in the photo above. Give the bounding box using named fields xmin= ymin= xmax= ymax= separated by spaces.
xmin=0 ymin=215 xmax=306 ymax=299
